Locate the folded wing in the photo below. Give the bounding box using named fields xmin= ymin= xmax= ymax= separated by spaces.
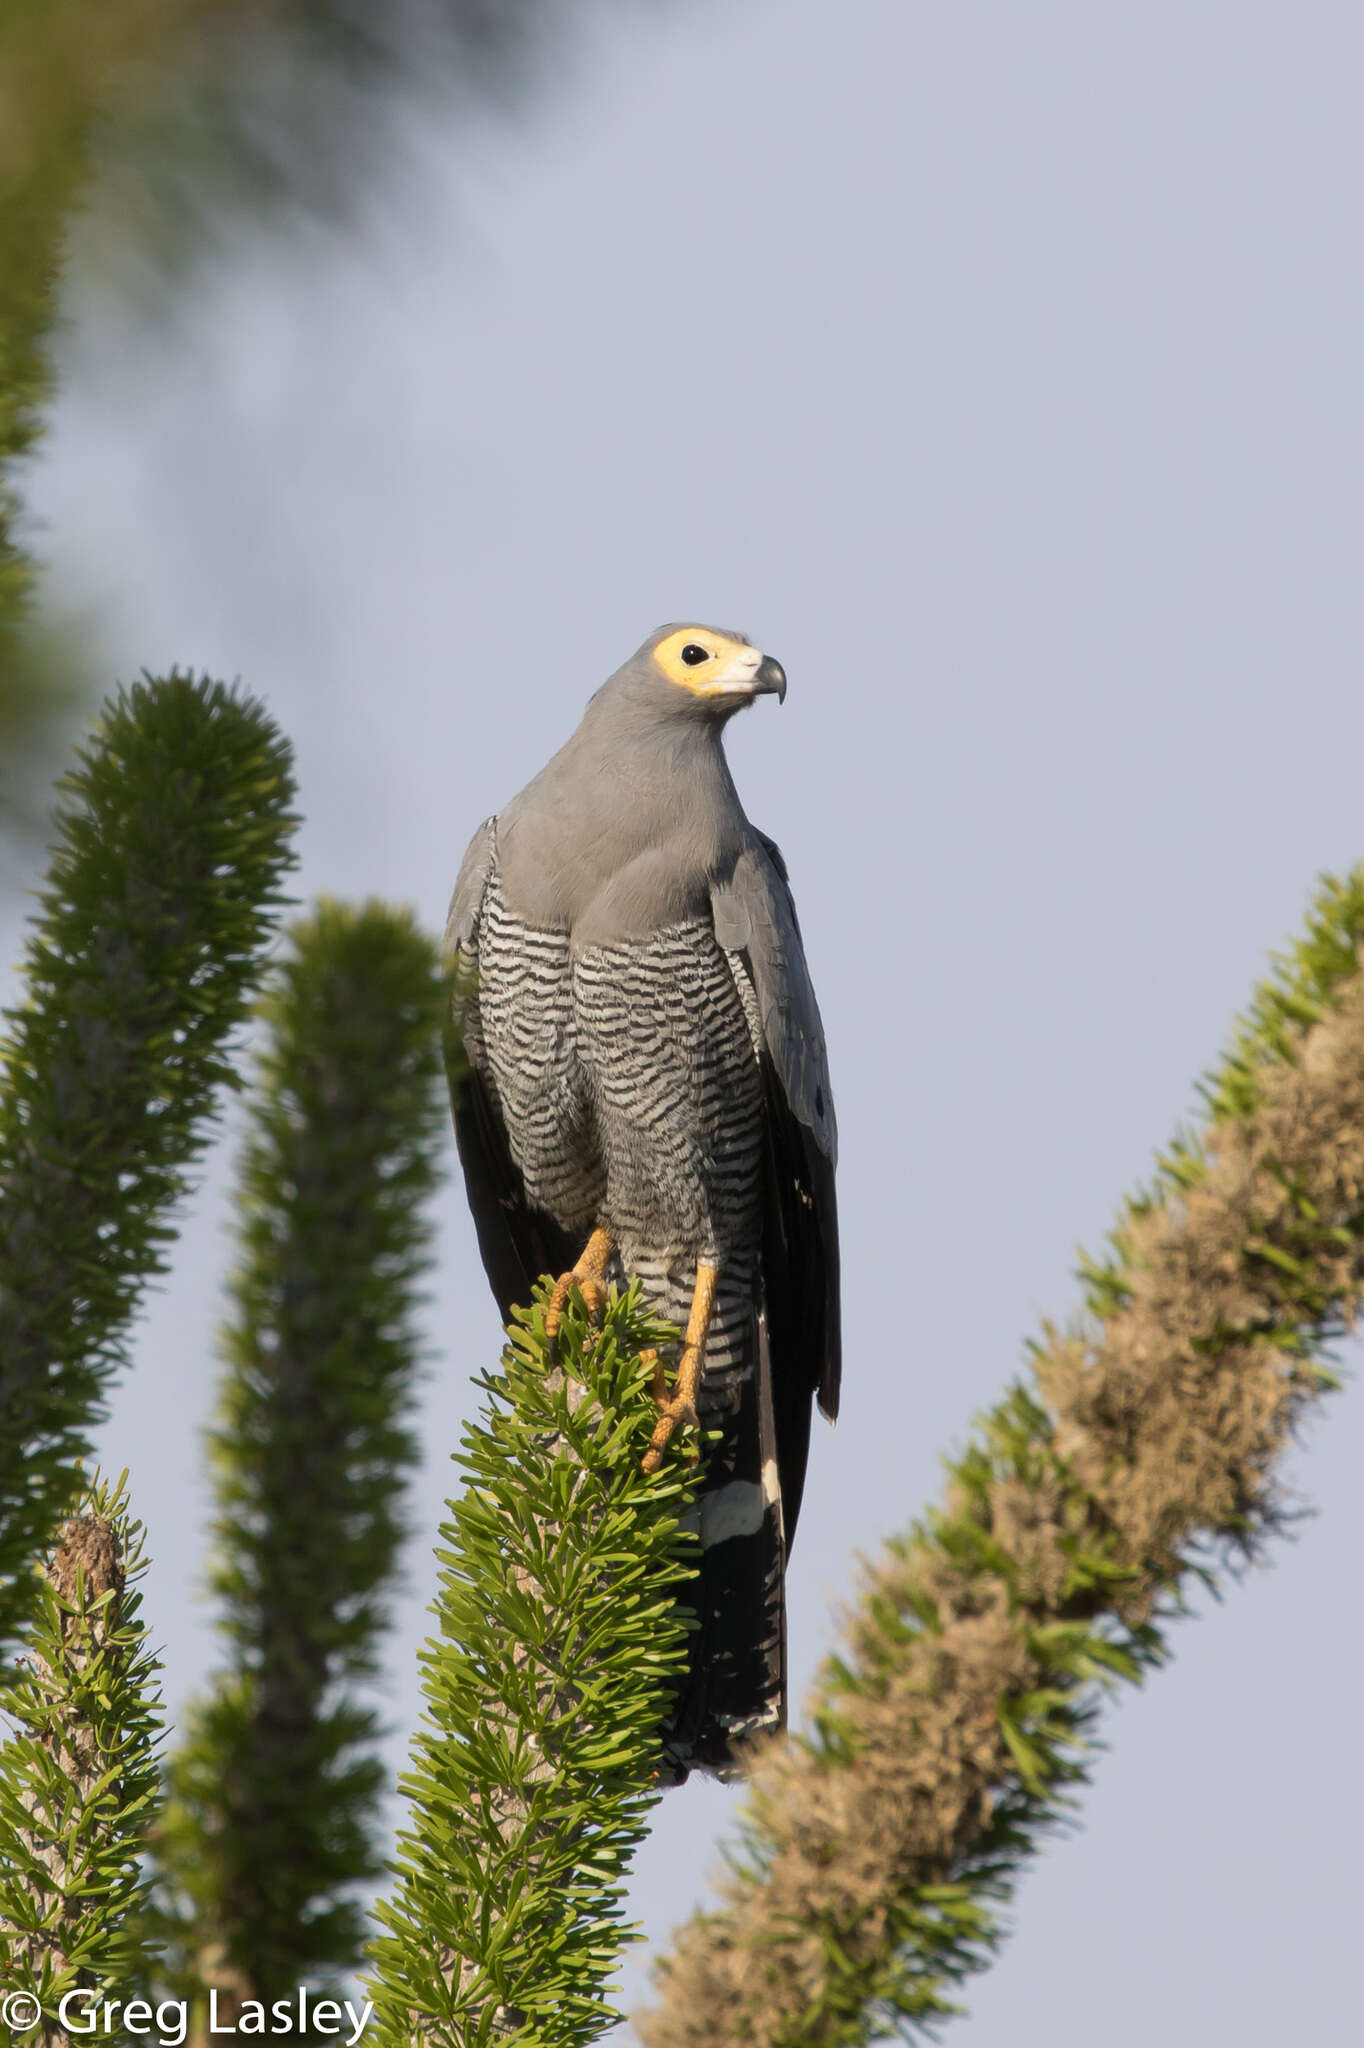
xmin=444 ymin=816 xmax=577 ymax=1319
xmin=711 ymin=834 xmax=841 ymax=1544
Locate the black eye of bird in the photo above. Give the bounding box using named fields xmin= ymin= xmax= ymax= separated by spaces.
xmin=680 ymin=643 xmax=710 ymax=666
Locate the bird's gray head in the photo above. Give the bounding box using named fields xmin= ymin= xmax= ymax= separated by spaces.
xmin=598 ymin=624 xmax=787 ymax=725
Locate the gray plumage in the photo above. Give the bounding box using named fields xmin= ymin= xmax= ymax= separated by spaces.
xmin=447 ymin=623 xmax=840 ymax=1776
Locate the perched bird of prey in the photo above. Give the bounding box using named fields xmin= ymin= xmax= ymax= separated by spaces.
xmin=446 ymin=624 xmax=839 ymax=1778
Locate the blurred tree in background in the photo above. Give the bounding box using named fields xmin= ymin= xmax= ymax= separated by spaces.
xmin=0 ymin=0 xmax=649 ymax=819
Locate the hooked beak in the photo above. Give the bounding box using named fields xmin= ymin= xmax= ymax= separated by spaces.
xmin=752 ymin=654 xmax=787 ymax=702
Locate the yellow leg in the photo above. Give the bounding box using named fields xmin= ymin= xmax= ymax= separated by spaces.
xmin=641 ymin=1261 xmax=717 ymax=1475
xmin=545 ymin=1226 xmax=614 ymax=1339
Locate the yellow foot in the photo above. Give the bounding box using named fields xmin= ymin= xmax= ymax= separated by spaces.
xmin=642 ymin=1261 xmax=717 ymax=1474
xmin=546 ymin=1226 xmax=614 ymax=1342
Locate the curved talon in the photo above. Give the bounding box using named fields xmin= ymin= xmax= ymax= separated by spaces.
xmin=545 ymin=1226 xmax=614 ymax=1342
xmin=642 ymin=1391 xmax=700 ymax=1474
xmin=547 ymin=1272 xmax=606 ymax=1335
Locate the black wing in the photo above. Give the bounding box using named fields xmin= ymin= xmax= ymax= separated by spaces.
xmin=711 ymin=834 xmax=840 ymax=1548
xmin=444 ymin=818 xmax=576 ymax=1322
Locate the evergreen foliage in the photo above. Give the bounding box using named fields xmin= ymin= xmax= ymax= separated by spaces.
xmin=369 ymin=1284 xmax=700 ymax=2048
xmin=0 ymin=127 xmax=75 ymax=630
xmin=0 ymin=85 xmax=87 ymax=774
xmin=154 ymin=902 xmax=451 ymax=2003
xmin=0 ymin=674 xmax=298 ymax=1657
xmin=0 ymin=1473 xmax=163 ymax=2014
xmin=0 ymin=1 xmax=589 ymax=270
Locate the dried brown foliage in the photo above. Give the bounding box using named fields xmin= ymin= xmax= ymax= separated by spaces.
xmin=638 ymin=959 xmax=1364 ymax=2048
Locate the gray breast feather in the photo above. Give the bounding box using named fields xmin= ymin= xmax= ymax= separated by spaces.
xmin=445 ymin=815 xmax=497 ymax=961
xmin=710 ymin=839 xmax=837 ymax=1165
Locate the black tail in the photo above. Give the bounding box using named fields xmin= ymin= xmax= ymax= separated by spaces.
xmin=661 ymin=1306 xmax=787 ymax=1782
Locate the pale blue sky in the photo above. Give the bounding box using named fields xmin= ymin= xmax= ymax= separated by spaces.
xmin=7 ymin=1 xmax=1363 ymax=2038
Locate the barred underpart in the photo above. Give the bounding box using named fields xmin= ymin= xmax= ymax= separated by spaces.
xmin=463 ymin=858 xmax=786 ymax=1771
xmin=574 ymin=917 xmax=782 ymax=1769
xmin=470 ymin=869 xmax=603 ymax=1238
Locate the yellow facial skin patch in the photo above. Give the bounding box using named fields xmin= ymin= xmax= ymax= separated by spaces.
xmin=652 ymin=627 xmax=767 ymax=698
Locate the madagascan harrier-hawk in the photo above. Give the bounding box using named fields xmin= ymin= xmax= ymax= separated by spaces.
xmin=446 ymin=624 xmax=839 ymax=1778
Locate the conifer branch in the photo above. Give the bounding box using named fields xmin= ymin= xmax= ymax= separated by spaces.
xmin=368 ymin=1285 xmax=699 ymax=2048
xmin=639 ymin=868 xmax=1364 ymax=2048
xmin=0 ymin=80 xmax=97 ymax=810
xmin=0 ymin=118 xmax=85 ymax=749
xmin=0 ymin=674 xmax=298 ymax=1655
xmin=154 ymin=903 xmax=449 ymax=2006
xmin=0 ymin=1475 xmax=163 ymax=2036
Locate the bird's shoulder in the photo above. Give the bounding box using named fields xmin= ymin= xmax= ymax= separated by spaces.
xmin=709 ymin=829 xmax=836 ymax=1163
xmin=708 ymin=828 xmax=797 ymax=957
xmin=444 ymin=814 xmax=498 ymax=959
